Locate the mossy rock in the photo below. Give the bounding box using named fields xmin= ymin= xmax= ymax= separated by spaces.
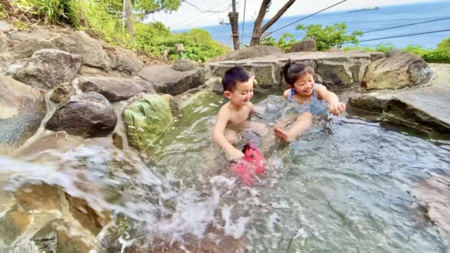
xmin=124 ymin=94 xmax=173 ymax=154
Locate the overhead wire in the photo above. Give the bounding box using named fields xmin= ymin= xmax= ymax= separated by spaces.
xmin=240 ymin=0 xmax=247 ymax=45
xmin=357 ymin=29 xmax=450 ymax=42
xmin=361 ymin=16 xmax=450 ymax=34
xmin=167 ymin=0 xmax=230 ymax=29
xmin=184 ymin=0 xmax=229 ymax=13
xmin=262 ymin=0 xmax=348 ymax=38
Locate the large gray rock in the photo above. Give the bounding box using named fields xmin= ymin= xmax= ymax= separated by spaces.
xmin=9 ymin=49 xmax=82 ymax=90
xmin=349 ymin=81 xmax=450 ymax=135
xmin=79 ymin=76 xmax=154 ymax=101
xmin=110 ymin=48 xmax=144 ymax=75
xmin=138 ymin=65 xmax=210 ymax=95
xmin=46 ymin=92 xmax=117 ymax=137
xmin=290 ymin=37 xmax=317 ymax=52
xmin=362 ymin=51 xmax=432 ymax=90
xmin=0 ymin=75 xmax=45 ymax=154
xmin=51 ymin=31 xmax=109 ymax=69
xmin=0 ymin=21 xmax=13 ymax=32
xmin=172 ymin=58 xmax=198 ymax=71
xmin=217 ymin=45 xmax=284 ymax=61
xmin=12 ymin=39 xmax=56 ymax=59
xmin=9 ymin=28 xmax=54 ymax=41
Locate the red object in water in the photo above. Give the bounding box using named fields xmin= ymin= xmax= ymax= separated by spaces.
xmin=230 ymin=143 xmax=265 ymax=185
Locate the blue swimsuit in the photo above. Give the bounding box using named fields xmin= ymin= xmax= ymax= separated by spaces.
xmin=288 ymin=83 xmax=328 ymax=116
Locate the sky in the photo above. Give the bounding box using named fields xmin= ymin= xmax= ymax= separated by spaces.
xmin=147 ymin=0 xmax=440 ymax=30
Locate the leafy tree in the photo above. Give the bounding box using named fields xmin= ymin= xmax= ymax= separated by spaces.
xmin=260 ymin=33 xmax=296 ymax=51
xmin=98 ymin=0 xmax=181 ymax=37
xmin=250 ymin=0 xmax=296 ymax=46
xmin=227 ymin=0 xmax=297 ymax=48
xmin=296 ymin=23 xmax=362 ymax=51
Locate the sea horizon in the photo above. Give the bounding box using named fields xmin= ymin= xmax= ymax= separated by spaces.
xmin=173 ymin=0 xmax=450 ymax=49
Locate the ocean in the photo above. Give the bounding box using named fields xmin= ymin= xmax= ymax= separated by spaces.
xmin=176 ymin=0 xmax=450 ymax=49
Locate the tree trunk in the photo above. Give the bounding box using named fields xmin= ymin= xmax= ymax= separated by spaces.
xmin=124 ymin=0 xmax=135 ymax=38
xmin=250 ymin=0 xmax=296 ymax=46
xmin=250 ymin=0 xmax=270 ymax=46
xmin=228 ymin=0 xmax=239 ymax=50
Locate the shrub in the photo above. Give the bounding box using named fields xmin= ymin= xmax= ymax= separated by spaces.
xmin=296 ymin=23 xmax=362 ymax=51
xmin=261 ymin=33 xmax=296 ymax=51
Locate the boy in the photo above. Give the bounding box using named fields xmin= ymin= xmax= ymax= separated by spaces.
xmin=212 ymin=66 xmax=260 ymax=160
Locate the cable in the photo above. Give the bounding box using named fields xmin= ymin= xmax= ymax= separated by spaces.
xmin=167 ymin=1 xmax=230 ymax=29
xmin=262 ymin=0 xmax=347 ymax=38
xmin=240 ymin=0 xmax=246 ymax=45
xmin=361 ymin=16 xmax=450 ymax=34
xmin=358 ymin=29 xmax=450 ymax=42
xmin=184 ymin=0 xmax=229 ymax=13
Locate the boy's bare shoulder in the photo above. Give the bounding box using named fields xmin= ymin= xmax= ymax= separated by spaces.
xmin=218 ymin=102 xmax=231 ymax=115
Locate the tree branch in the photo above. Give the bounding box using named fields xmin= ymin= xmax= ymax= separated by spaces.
xmin=260 ymin=0 xmax=295 ymax=33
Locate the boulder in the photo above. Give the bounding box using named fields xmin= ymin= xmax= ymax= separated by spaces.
xmin=0 ymin=33 xmax=8 ymax=53
xmin=50 ymin=82 xmax=75 ymax=103
xmin=362 ymin=51 xmax=432 ymax=90
xmin=52 ymin=31 xmax=109 ymax=69
xmin=349 ymin=82 xmax=450 ymax=135
xmin=79 ymin=76 xmax=154 ymax=102
xmin=124 ymin=94 xmax=173 ymax=152
xmin=138 ymin=65 xmax=210 ymax=95
xmin=217 ymin=45 xmax=284 ymax=61
xmin=110 ymin=48 xmax=144 ymax=75
xmin=0 ymin=21 xmax=13 ymax=32
xmin=9 ymin=49 xmax=82 ymax=90
xmin=46 ymin=92 xmax=117 ymax=137
xmin=11 ymin=39 xmax=56 ymax=59
xmin=206 ymin=76 xmax=223 ymax=94
xmin=0 ymin=75 xmax=45 ymax=154
xmin=0 ymin=183 xmax=109 ymax=252
xmin=290 ymin=37 xmax=317 ymax=52
xmin=172 ymin=58 xmax=198 ymax=71
xmin=315 ymin=60 xmax=354 ymax=87
xmin=9 ymin=28 xmax=54 ymax=41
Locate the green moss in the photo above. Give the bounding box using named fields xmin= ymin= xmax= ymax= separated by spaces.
xmin=124 ymin=94 xmax=173 ymax=154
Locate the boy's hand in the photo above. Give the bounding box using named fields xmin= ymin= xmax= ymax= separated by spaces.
xmin=328 ymin=102 xmax=346 ymax=115
xmin=228 ymin=148 xmax=245 ymax=161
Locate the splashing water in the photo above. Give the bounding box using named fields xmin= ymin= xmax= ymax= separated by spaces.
xmin=0 ymin=93 xmax=449 ymax=252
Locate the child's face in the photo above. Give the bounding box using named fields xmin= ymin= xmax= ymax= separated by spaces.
xmin=226 ymin=78 xmax=254 ymax=106
xmin=292 ymin=72 xmax=314 ymax=96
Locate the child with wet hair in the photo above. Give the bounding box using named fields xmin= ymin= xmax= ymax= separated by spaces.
xmin=274 ymin=61 xmax=346 ymax=142
xmin=212 ymin=66 xmax=265 ymax=160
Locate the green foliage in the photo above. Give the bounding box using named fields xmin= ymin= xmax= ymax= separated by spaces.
xmin=12 ymin=0 xmax=228 ymax=62
xmin=344 ymin=37 xmax=450 ymax=63
xmin=135 ymin=24 xmax=230 ymax=62
xmin=374 ymin=43 xmax=395 ymax=53
xmin=97 ymin=0 xmax=180 ymax=19
xmin=296 ymin=22 xmax=362 ymax=51
xmin=15 ymin=0 xmax=78 ymax=25
xmin=437 ymin=38 xmax=450 ymax=49
xmin=261 ymin=33 xmax=296 ymax=51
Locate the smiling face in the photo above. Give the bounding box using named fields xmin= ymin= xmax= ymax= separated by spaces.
xmin=225 ymin=77 xmax=254 ymax=107
xmin=292 ymin=72 xmax=315 ymax=96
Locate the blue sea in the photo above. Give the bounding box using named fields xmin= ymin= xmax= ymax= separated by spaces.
xmin=176 ymin=1 xmax=450 ymax=49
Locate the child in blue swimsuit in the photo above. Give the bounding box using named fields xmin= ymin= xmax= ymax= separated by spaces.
xmin=274 ymin=61 xmax=346 ymax=142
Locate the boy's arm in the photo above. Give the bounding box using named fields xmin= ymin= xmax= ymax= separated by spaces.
xmin=212 ymin=108 xmax=244 ymax=160
xmin=315 ymin=84 xmax=346 ymax=115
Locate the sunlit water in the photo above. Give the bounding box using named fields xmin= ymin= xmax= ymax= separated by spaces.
xmin=1 ymin=92 xmax=449 ymax=252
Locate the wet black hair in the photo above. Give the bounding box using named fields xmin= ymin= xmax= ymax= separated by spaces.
xmin=283 ymin=60 xmax=314 ymax=86
xmin=222 ymin=66 xmax=251 ymax=92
